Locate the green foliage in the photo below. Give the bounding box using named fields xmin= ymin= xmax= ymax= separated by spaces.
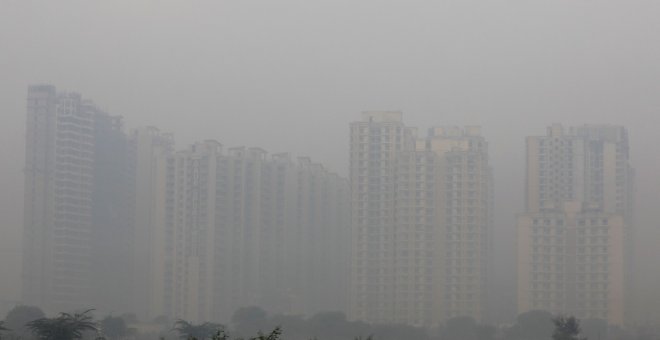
xmin=0 ymin=323 xmax=7 ymax=340
xmin=306 ymin=311 xmax=355 ymax=340
xmin=173 ymin=319 xmax=224 ymax=340
xmin=26 ymin=309 xmax=98 ymax=340
xmin=119 ymin=313 xmax=138 ymax=324
xmin=211 ymin=329 xmax=230 ymax=340
xmin=506 ymin=310 xmax=554 ymax=340
xmin=153 ymin=315 xmax=171 ymax=325
xmin=232 ymin=307 xmax=268 ymax=338
xmin=268 ymin=314 xmax=307 ymax=339
xmin=251 ymin=326 xmax=282 ymax=340
xmin=476 ymin=324 xmax=496 ymax=340
xmin=552 ymin=316 xmax=586 ymax=340
xmin=0 ymin=320 xmax=10 ymax=340
xmin=372 ymin=323 xmax=428 ymax=340
xmin=100 ymin=316 xmax=134 ymax=339
xmin=579 ymin=319 xmax=607 ymax=340
xmin=443 ymin=316 xmax=478 ymax=340
xmin=4 ymin=305 xmax=46 ymax=336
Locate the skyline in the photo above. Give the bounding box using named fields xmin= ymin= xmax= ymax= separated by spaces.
xmin=349 ymin=112 xmax=492 ymax=325
xmin=8 ymin=83 xmax=647 ymax=327
xmin=2 ymin=1 xmax=660 ymax=327
xmin=2 ymin=82 xmax=656 ymax=322
xmin=2 ymin=83 xmax=657 ymax=325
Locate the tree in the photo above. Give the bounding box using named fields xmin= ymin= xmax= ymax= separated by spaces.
xmin=250 ymin=327 xmax=282 ymax=340
xmin=153 ymin=315 xmax=170 ymax=325
xmin=119 ymin=313 xmax=138 ymax=324
xmin=443 ymin=316 xmax=477 ymax=340
xmin=231 ymin=307 xmax=268 ymax=338
xmin=476 ymin=324 xmax=496 ymax=340
xmin=268 ymin=314 xmax=307 ymax=340
xmin=579 ymin=319 xmax=607 ymax=340
xmin=308 ymin=311 xmax=350 ymax=339
xmin=4 ymin=305 xmax=46 ymax=336
xmin=0 ymin=321 xmax=9 ymax=340
xmin=173 ymin=319 xmax=224 ymax=340
xmin=0 ymin=321 xmax=9 ymax=331
xmin=100 ymin=316 xmax=134 ymax=340
xmin=211 ymin=329 xmax=230 ymax=340
xmin=507 ymin=310 xmax=554 ymax=340
xmin=26 ymin=309 xmax=98 ymax=340
xmin=552 ymin=316 xmax=586 ymax=340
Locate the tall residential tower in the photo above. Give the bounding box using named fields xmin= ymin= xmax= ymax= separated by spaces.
xmin=155 ymin=142 xmax=350 ymax=322
xmin=517 ymin=124 xmax=634 ymax=325
xmin=349 ymin=112 xmax=492 ymax=326
xmin=23 ymin=85 xmax=135 ymax=314
xmin=131 ymin=127 xmax=174 ymax=321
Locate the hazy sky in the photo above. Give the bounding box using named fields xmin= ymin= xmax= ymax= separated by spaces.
xmin=1 ymin=0 xmax=660 ymax=322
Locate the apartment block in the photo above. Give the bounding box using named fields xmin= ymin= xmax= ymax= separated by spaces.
xmin=131 ymin=127 xmax=175 ymax=321
xmin=23 ymin=85 xmax=134 ymax=314
xmin=159 ymin=143 xmax=350 ymax=322
xmin=427 ymin=127 xmax=492 ymax=321
xmin=517 ymin=124 xmax=634 ymax=325
xmin=349 ymin=112 xmax=492 ymax=326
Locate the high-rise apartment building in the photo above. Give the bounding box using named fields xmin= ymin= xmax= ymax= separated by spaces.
xmin=23 ymin=84 xmax=349 ymax=320
xmin=517 ymin=124 xmax=634 ymax=325
xmin=425 ymin=127 xmax=492 ymax=321
xmin=91 ymin=110 xmax=136 ymax=315
xmin=131 ymin=127 xmax=174 ymax=321
xmin=349 ymin=112 xmax=492 ymax=326
xmin=23 ymin=85 xmax=134 ymax=314
xmin=349 ymin=112 xmax=415 ymax=324
xmin=157 ymin=142 xmax=350 ymax=322
xmin=165 ymin=141 xmax=222 ymax=321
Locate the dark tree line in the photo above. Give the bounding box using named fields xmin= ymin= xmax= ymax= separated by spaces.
xmin=3 ymin=305 xmax=660 ymax=340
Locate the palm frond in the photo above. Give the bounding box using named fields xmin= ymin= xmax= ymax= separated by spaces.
xmin=27 ymin=309 xmax=98 ymax=340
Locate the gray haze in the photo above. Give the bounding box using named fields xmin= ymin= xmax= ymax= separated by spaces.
xmin=2 ymin=0 xmax=660 ymax=324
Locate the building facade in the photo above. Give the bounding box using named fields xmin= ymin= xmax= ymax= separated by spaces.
xmin=426 ymin=127 xmax=492 ymax=321
xmin=517 ymin=124 xmax=634 ymax=325
xmin=349 ymin=112 xmax=416 ymax=324
xmin=90 ymin=109 xmax=136 ymax=315
xmin=23 ymin=85 xmax=135 ymax=314
xmin=23 ymin=84 xmax=350 ymax=321
xmin=156 ymin=142 xmax=350 ymax=322
xmin=349 ymin=112 xmax=492 ymax=326
xmin=131 ymin=127 xmax=175 ymax=321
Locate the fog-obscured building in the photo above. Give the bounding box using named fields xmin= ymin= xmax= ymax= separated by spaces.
xmin=349 ymin=112 xmax=415 ymax=324
xmin=23 ymin=85 xmax=135 ymax=314
xmin=157 ymin=142 xmax=350 ymax=322
xmin=349 ymin=112 xmax=492 ymax=326
xmin=23 ymin=85 xmax=350 ymax=321
xmin=131 ymin=127 xmax=174 ymax=321
xmin=423 ymin=127 xmax=492 ymax=321
xmin=517 ymin=124 xmax=634 ymax=325
xmin=90 ymin=109 xmax=135 ymax=315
